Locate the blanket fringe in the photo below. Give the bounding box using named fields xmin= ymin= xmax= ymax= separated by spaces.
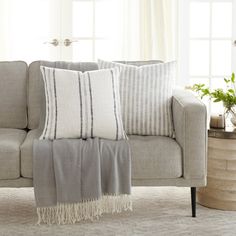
xmin=36 ymin=195 xmax=132 ymax=225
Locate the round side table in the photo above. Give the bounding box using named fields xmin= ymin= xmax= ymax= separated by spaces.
xmin=197 ymin=126 xmax=236 ymax=210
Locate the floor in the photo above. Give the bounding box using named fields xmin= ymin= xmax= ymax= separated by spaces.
xmin=0 ymin=187 xmax=235 ymax=236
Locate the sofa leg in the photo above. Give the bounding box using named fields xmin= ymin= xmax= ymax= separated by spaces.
xmin=191 ymin=187 xmax=196 ymax=217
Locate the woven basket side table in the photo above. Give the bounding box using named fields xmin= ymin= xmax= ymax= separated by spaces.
xmin=197 ymin=127 xmax=236 ymax=210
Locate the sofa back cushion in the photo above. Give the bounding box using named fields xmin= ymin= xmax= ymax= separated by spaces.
xmin=28 ymin=61 xmax=99 ymax=129
xmin=0 ymin=61 xmax=27 ymax=128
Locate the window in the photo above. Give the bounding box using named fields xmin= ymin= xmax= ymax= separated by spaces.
xmin=0 ymin=0 xmax=176 ymax=63
xmin=0 ymin=0 xmax=57 ymax=62
xmin=0 ymin=0 xmax=123 ymax=62
xmin=66 ymin=0 xmax=123 ymax=61
xmin=178 ymin=0 xmax=236 ymax=114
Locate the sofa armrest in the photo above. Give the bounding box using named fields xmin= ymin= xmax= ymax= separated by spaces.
xmin=172 ymin=88 xmax=207 ymax=181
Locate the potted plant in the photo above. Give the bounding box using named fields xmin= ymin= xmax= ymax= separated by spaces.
xmin=192 ymin=73 xmax=236 ymax=125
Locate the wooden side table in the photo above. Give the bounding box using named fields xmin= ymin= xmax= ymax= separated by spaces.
xmin=197 ymin=126 xmax=236 ymax=210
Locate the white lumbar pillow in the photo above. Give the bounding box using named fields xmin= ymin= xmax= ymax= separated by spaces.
xmin=39 ymin=66 xmax=126 ymax=140
xmin=98 ymin=59 xmax=176 ymax=137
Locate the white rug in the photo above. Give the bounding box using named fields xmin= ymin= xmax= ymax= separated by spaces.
xmin=0 ymin=187 xmax=236 ymax=236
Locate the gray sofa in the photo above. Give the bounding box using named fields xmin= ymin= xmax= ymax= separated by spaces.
xmin=0 ymin=60 xmax=207 ymax=217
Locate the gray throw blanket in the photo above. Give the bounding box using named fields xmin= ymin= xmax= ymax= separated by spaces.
xmin=33 ymin=138 xmax=132 ymax=225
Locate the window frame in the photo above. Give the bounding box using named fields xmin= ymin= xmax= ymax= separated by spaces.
xmin=178 ymin=0 xmax=235 ymax=86
xmin=61 ymin=0 xmax=109 ymax=62
xmin=177 ymin=0 xmax=236 ymax=115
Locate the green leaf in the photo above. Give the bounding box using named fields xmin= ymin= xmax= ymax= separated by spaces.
xmin=232 ymin=72 xmax=235 ymax=83
xmin=228 ymin=89 xmax=235 ymax=94
xmin=224 ymin=78 xmax=229 ymax=83
xmin=213 ymin=98 xmax=221 ymax=103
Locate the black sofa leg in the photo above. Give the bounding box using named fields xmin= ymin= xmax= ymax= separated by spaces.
xmin=191 ymin=187 xmax=196 ymax=217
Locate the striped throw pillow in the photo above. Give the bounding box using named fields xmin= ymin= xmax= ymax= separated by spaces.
xmin=39 ymin=66 xmax=126 ymax=140
xmin=98 ymin=59 xmax=176 ymax=137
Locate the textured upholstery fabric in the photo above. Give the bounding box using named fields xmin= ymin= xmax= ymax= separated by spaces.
xmin=5 ymin=88 xmax=207 ymax=187
xmin=0 ymin=61 xmax=27 ymax=128
xmin=129 ymin=135 xmax=182 ymax=179
xmin=0 ymin=178 xmax=33 ymax=187
xmin=0 ymin=129 xmax=26 ymax=180
xmin=20 ymin=130 xmax=182 ymax=179
xmin=132 ymin=178 xmax=206 ymax=187
xmin=21 ymin=129 xmax=41 ymax=178
xmin=0 ymin=177 xmax=207 ymax=188
xmin=172 ymin=89 xmax=207 ymax=179
xmin=40 ymin=67 xmax=125 ymax=140
xmin=0 ymin=61 xmax=207 ymax=188
xmin=28 ymin=61 xmax=99 ymax=129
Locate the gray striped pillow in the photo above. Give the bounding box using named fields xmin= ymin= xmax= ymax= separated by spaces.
xmin=98 ymin=59 xmax=175 ymax=137
xmin=39 ymin=66 xmax=126 ymax=140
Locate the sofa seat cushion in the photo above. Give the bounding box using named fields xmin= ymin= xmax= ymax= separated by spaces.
xmin=0 ymin=129 xmax=26 ymax=180
xmin=21 ymin=130 xmax=182 ymax=180
xmin=129 ymin=135 xmax=182 ymax=179
xmin=21 ymin=129 xmax=41 ymax=178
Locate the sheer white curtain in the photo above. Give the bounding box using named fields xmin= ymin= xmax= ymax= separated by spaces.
xmin=0 ymin=0 xmax=8 ymax=60
xmin=120 ymin=0 xmax=177 ymax=61
xmin=0 ymin=0 xmax=177 ymax=62
xmin=0 ymin=0 xmax=57 ymax=62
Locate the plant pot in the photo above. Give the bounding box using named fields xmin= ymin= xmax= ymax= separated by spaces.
xmin=228 ymin=109 xmax=236 ymax=126
xmin=231 ymin=115 xmax=236 ymax=126
xmin=223 ymin=108 xmax=236 ymax=127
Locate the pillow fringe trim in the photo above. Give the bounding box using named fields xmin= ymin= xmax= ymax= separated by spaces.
xmin=36 ymin=194 xmax=132 ymax=225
